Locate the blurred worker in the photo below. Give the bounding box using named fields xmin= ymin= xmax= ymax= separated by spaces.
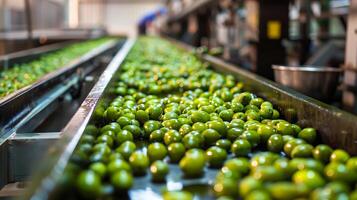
xmin=216 ymin=0 xmax=240 ymax=61
xmin=138 ymin=8 xmax=167 ymax=35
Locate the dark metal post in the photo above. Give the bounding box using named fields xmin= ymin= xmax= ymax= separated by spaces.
xmin=256 ymin=0 xmax=290 ymax=80
xmin=24 ymin=0 xmax=33 ymax=48
xmin=299 ymin=0 xmax=311 ymax=64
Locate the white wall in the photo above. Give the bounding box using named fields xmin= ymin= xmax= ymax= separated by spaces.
xmin=105 ymin=2 xmax=162 ymax=36
xmin=79 ymin=2 xmax=104 ymax=28
xmin=78 ymin=1 xmax=163 ymax=36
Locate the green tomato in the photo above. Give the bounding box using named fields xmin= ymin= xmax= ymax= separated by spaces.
xmin=116 ymin=130 xmax=134 ymax=144
xmin=179 ymin=149 xmax=206 ymax=177
xmin=347 ymin=157 xmax=357 ymax=172
xmin=107 ymin=159 xmax=131 ymax=175
xmin=147 ymin=142 xmax=167 ymax=162
xmin=313 ymin=144 xmax=333 ymax=163
xmin=276 ymin=121 xmax=295 ymax=136
xmin=163 ymin=191 xmax=193 ymax=200
xmin=191 ymin=110 xmax=210 ymax=123
xmin=224 ymin=157 xmax=250 ymax=175
xmin=239 ymin=177 xmax=263 ymax=197
xmin=257 ymin=124 xmax=276 ymax=143
xmin=291 ymin=144 xmax=314 ymax=158
xmin=240 ymin=130 xmax=260 ymax=147
xmin=135 ymin=110 xmax=149 ymax=124
xmin=76 ymin=170 xmax=102 ymax=198
xmin=213 ymin=177 xmax=238 ymax=197
xmin=150 ymin=160 xmax=169 ymax=182
xmin=202 ymin=128 xmax=221 ymax=147
xmin=215 ymin=139 xmax=232 ymax=151
xmin=330 ymin=149 xmax=350 ymax=163
xmin=298 ymin=128 xmax=317 ymax=144
xmin=167 ymin=142 xmax=186 ymax=163
xmin=89 ymin=162 xmax=107 ymax=178
xmin=231 ymin=139 xmax=251 ymax=157
xmin=143 ymin=120 xmax=162 ymax=138
xmin=226 ymin=128 xmax=244 ymax=142
xmin=164 ymin=130 xmax=182 ymax=145
xmin=116 ymin=141 xmax=136 ymax=160
xmin=246 ymin=190 xmax=271 ymax=200
xmin=110 ymin=170 xmax=133 ymax=190
xmin=149 ymin=129 xmax=165 ymax=143
xmin=292 ymin=169 xmax=325 ymax=190
xmin=324 ymin=162 xmax=357 ymax=183
xmin=129 ymin=151 xmax=149 ymax=176
xmin=206 ymin=120 xmax=227 ymax=137
xmin=268 ymin=182 xmax=309 ymax=200
xmin=267 ymin=134 xmax=284 ymax=153
xmin=206 ymin=146 xmax=227 ymax=168
xmin=219 ymin=109 xmax=234 ymax=121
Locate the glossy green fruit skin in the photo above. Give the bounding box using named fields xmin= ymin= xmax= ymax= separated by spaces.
xmin=298 ymin=128 xmax=317 ymax=144
xmin=76 ymin=170 xmax=102 ymax=198
xmin=313 ymin=144 xmax=333 ymax=163
xmin=202 ymin=128 xmax=221 ymax=147
xmin=179 ymin=149 xmax=206 ymax=177
xmin=291 ymin=144 xmax=314 ymax=158
xmin=231 ymin=139 xmax=251 ymax=157
xmin=324 ymin=162 xmax=357 ymax=183
xmin=330 ymin=149 xmax=350 ymax=163
xmin=246 ymin=190 xmax=271 ymax=200
xmin=268 ymin=182 xmax=309 ymax=200
xmin=267 ymin=134 xmax=284 ymax=153
xmin=111 ymin=170 xmax=133 ymax=190
xmin=116 ymin=141 xmax=136 ymax=160
xmin=215 ymin=139 xmax=232 ymax=151
xmin=292 ymin=169 xmax=325 ymax=190
xmin=224 ymin=157 xmax=250 ymax=175
xmin=147 ymin=142 xmax=167 ymax=162
xmin=129 ymin=151 xmax=149 ymax=175
xmin=206 ymin=146 xmax=227 ymax=168
xmin=68 ymin=37 xmax=357 ymax=200
xmin=163 ymin=191 xmax=193 ymax=200
xmin=164 ymin=130 xmax=182 ymax=145
xmin=150 ymin=160 xmax=169 ymax=182
xmin=239 ymin=177 xmax=263 ymax=197
xmin=107 ymin=159 xmax=131 ymax=175
xmin=214 ymin=177 xmax=238 ymax=197
xmin=168 ymin=143 xmax=186 ymax=163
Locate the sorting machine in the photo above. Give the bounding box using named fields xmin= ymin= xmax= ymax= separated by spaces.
xmin=0 ymin=38 xmax=125 ymax=197
xmin=12 ymin=37 xmax=357 ymax=199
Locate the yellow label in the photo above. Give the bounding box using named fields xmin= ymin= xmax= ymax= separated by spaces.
xmin=267 ymin=21 xmax=281 ymax=39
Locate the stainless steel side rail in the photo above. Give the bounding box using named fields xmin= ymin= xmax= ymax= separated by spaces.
xmin=0 ymin=40 xmax=120 ymax=141
xmin=22 ymin=38 xmax=136 ymax=200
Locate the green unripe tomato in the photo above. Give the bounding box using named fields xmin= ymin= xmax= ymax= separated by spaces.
xmin=150 ymin=160 xmax=169 ymax=182
xmin=231 ymin=139 xmax=251 ymax=157
xmin=179 ymin=149 xmax=206 ymax=177
xmin=129 ymin=151 xmax=149 ymax=176
xmin=206 ymin=146 xmax=227 ymax=168
xmin=147 ymin=142 xmax=167 ymax=162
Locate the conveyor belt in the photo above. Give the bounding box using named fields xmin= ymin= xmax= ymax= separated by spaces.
xmin=22 ymin=37 xmax=357 ymax=199
xmin=0 ymin=38 xmax=125 ymax=195
xmin=0 ymin=40 xmax=121 ymax=144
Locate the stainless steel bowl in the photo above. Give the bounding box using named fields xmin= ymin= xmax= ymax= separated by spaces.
xmin=272 ymin=65 xmax=343 ymax=101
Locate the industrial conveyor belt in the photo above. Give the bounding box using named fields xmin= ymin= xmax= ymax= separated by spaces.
xmin=0 ymin=38 xmax=126 ymax=197
xmin=20 ymin=37 xmax=357 ymax=199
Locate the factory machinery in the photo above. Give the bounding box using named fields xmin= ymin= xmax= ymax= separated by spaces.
xmin=0 ymin=37 xmax=353 ymax=199
xmin=0 ymin=37 xmax=125 ymax=197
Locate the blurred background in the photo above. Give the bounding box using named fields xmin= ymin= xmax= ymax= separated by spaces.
xmin=1 ymin=1 xmax=357 ymax=198
xmin=0 ymin=0 xmax=356 ymax=110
